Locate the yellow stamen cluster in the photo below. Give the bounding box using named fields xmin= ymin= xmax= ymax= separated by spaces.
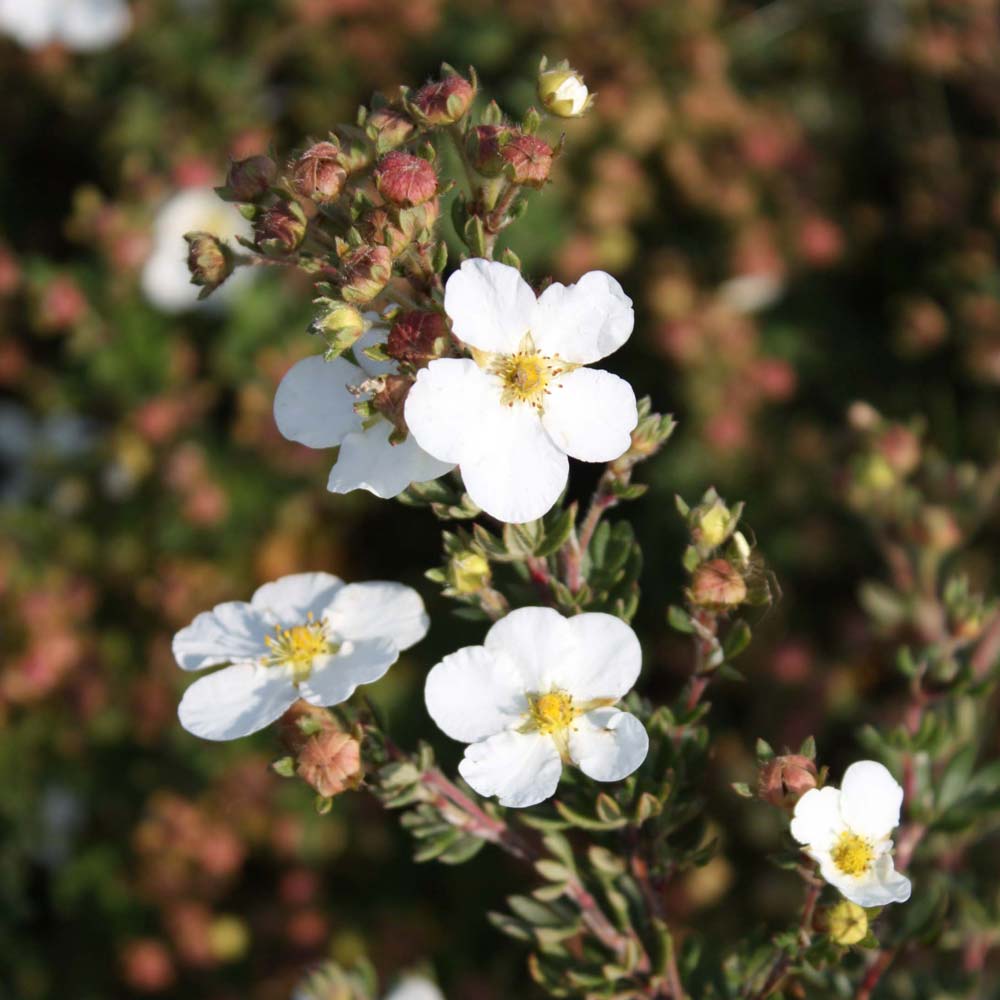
xmin=831 ymin=831 xmax=875 ymax=876
xmin=528 ymin=690 xmax=578 ymax=734
xmin=263 ymin=614 xmax=337 ymax=683
xmin=487 ymin=334 xmax=569 ymax=409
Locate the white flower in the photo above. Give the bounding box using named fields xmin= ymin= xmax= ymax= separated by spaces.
xmin=383 ymin=977 xmax=445 ymax=1000
xmin=273 ymin=318 xmax=454 ymax=499
xmin=405 ymin=260 xmax=638 ymax=523
xmin=141 ymin=187 xmax=252 ymax=314
xmin=0 ymin=0 xmax=131 ymax=51
xmin=173 ymin=572 xmax=428 ymax=741
xmin=424 ymin=606 xmax=649 ymax=808
xmin=790 ymin=760 xmax=912 ymax=907
xmin=538 ymin=68 xmax=590 ymax=117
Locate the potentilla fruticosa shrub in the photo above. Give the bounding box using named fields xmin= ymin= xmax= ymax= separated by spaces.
xmin=169 ymin=59 xmax=1000 ymax=1000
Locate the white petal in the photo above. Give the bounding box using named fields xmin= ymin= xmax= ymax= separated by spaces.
xmin=569 ymin=708 xmax=648 ymax=782
xmin=384 ymin=977 xmax=445 ymax=1000
xmin=822 ymin=852 xmax=912 ymax=908
xmin=353 ymin=313 xmax=395 ymax=377
xmin=250 ymin=572 xmax=344 ymax=625
xmin=404 ymin=358 xmax=495 ymax=465
xmin=541 ymin=368 xmax=638 ymax=463
xmin=178 ymin=663 xmax=297 ymax=740
xmin=459 ymin=396 xmax=568 ymax=523
xmin=274 ymin=355 xmax=362 ymax=449
xmin=298 ymin=637 xmax=399 ymax=706
xmin=484 ymin=607 xmax=576 ymax=693
xmin=790 ymin=786 xmax=844 ymax=850
xmin=0 ymin=0 xmax=58 ymax=48
xmin=531 ymin=270 xmax=634 ymax=364
xmin=325 ymin=581 xmax=429 ymax=651
xmin=839 ymin=760 xmax=904 ymax=841
xmin=424 ymin=646 xmax=528 ymax=743
xmin=327 ymin=420 xmax=453 ymax=498
xmin=58 ymin=0 xmax=131 ymax=51
xmin=458 ymin=730 xmax=562 ymax=808
xmin=557 ymin=613 xmax=642 ymax=702
xmin=444 ymin=259 xmax=537 ymax=354
xmin=172 ymin=601 xmax=271 ymax=672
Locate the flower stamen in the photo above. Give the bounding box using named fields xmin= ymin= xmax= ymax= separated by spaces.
xmin=263 ymin=612 xmax=338 ymax=683
xmin=831 ymin=831 xmax=874 ymax=876
xmin=485 ymin=333 xmax=571 ymax=409
xmin=527 ymin=689 xmax=578 ymax=734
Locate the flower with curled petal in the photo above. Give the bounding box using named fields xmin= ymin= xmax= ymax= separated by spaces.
xmin=424 ymin=606 xmax=648 ymax=808
xmin=173 ymin=572 xmax=428 ymax=741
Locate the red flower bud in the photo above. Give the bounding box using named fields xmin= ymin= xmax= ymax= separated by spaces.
xmin=223 ymin=155 xmax=276 ymax=202
xmin=466 ymin=125 xmax=517 ymax=177
xmin=690 ymin=558 xmax=747 ymax=608
xmin=290 ymin=142 xmax=347 ymax=205
xmin=254 ymin=201 xmax=306 ymax=255
xmin=365 ymin=107 xmax=416 ymax=153
xmin=500 ymin=133 xmax=553 ymax=188
xmin=183 ymin=232 xmax=234 ymax=298
xmin=296 ymin=730 xmax=363 ymax=798
xmin=339 ymin=244 xmax=392 ymax=305
xmin=374 ymin=152 xmax=438 ymax=207
xmin=410 ymin=74 xmax=475 ymax=126
xmin=387 ymin=310 xmax=451 ymax=367
xmin=758 ymin=755 xmax=818 ymax=808
xmin=358 ymin=207 xmax=411 ymax=258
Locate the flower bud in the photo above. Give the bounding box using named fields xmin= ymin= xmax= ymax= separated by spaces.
xmin=398 ymin=198 xmax=440 ymax=240
xmin=696 ymin=501 xmax=733 ymax=550
xmin=757 ymin=754 xmax=818 ymax=808
xmin=183 ymin=232 xmax=233 ymax=298
xmin=537 ymin=66 xmax=591 ymax=117
xmin=332 ymin=126 xmax=374 ymax=173
xmin=448 ymin=550 xmax=491 ymax=594
xmin=296 ymin=730 xmax=363 ymax=798
xmin=690 ymin=558 xmax=747 ymax=609
xmin=372 ymin=374 xmax=412 ymax=434
xmin=358 ymin=207 xmax=411 ymax=257
xmin=365 ymin=106 xmax=416 ymax=153
xmin=387 ymin=310 xmax=450 ymax=367
xmin=254 ymin=201 xmax=306 ymax=255
xmin=339 ymin=245 xmax=392 ymax=305
xmin=466 ymin=125 xmax=517 ymax=177
xmin=877 ymin=424 xmax=921 ymax=477
xmin=823 ymin=899 xmax=869 ymax=946
xmin=410 ymin=73 xmax=476 ymax=126
xmin=222 ymin=155 xmax=276 ymax=201
xmin=374 ymin=151 xmax=438 ymax=207
xmin=290 ymin=142 xmax=347 ymax=205
xmin=914 ymin=504 xmax=962 ymax=553
xmin=277 ymin=701 xmax=336 ymax=754
xmin=499 ymin=133 xmax=553 ymax=189
xmin=311 ymin=301 xmax=366 ymax=355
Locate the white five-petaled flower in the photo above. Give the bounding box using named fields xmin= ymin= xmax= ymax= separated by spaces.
xmin=790 ymin=760 xmax=912 ymax=907
xmin=172 ymin=572 xmax=428 ymax=741
xmin=0 ymin=0 xmax=131 ymax=51
xmin=405 ymin=259 xmax=639 ymax=524
xmin=274 ymin=317 xmax=454 ymax=499
xmin=424 ymin=606 xmax=649 ymax=808
xmin=142 ymin=187 xmax=252 ymax=314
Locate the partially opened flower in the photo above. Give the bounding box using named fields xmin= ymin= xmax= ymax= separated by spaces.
xmin=141 ymin=188 xmax=252 ymax=314
xmin=173 ymin=572 xmax=428 ymax=741
xmin=273 ymin=317 xmax=453 ymax=498
xmin=790 ymin=760 xmax=912 ymax=907
xmin=405 ymin=259 xmax=638 ymax=523
xmin=424 ymin=606 xmax=648 ymax=808
xmin=0 ymin=0 xmax=131 ymax=51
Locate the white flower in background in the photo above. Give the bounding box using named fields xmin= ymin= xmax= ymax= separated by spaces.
xmin=141 ymin=187 xmax=252 ymax=314
xmin=0 ymin=0 xmax=131 ymax=51
xmin=173 ymin=572 xmax=428 ymax=741
xmin=790 ymin=760 xmax=912 ymax=907
xmin=537 ymin=67 xmax=591 ymax=118
xmin=274 ymin=318 xmax=454 ymax=499
xmin=424 ymin=606 xmax=648 ymax=808
xmin=405 ymin=260 xmax=638 ymax=523
xmin=384 ymin=977 xmax=445 ymax=1000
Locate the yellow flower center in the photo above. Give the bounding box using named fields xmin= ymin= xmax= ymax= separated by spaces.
xmin=528 ymin=690 xmax=578 ymax=734
xmin=483 ymin=333 xmax=572 ymax=409
xmin=831 ymin=831 xmax=874 ymax=876
xmin=263 ymin=615 xmax=338 ymax=683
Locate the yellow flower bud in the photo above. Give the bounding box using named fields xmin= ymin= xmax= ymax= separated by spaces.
xmin=538 ymin=67 xmax=590 ymax=118
xmin=826 ymin=899 xmax=869 ymax=946
xmin=698 ymin=503 xmax=731 ymax=549
xmin=449 ymin=550 xmax=491 ymax=594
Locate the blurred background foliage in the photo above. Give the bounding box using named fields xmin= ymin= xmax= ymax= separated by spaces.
xmin=2 ymin=0 xmax=1000 ymax=997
